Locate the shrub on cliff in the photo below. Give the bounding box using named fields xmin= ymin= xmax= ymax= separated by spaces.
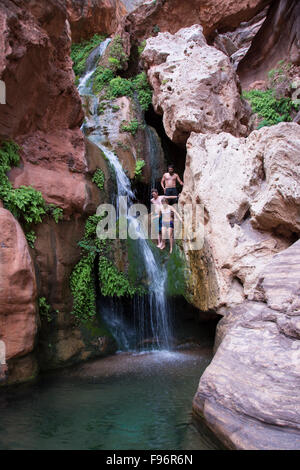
xmin=0 ymin=141 xmax=63 ymax=248
xmin=71 ymin=34 xmax=106 ymax=78
xmin=243 ymin=89 xmax=298 ymax=128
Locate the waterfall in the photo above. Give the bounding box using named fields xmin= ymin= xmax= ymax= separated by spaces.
xmin=77 ymin=39 xmax=172 ymax=351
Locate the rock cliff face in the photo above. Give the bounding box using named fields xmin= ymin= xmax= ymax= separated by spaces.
xmin=194 ymin=240 xmax=300 ymax=450
xmin=120 ymin=0 xmax=271 ymax=42
xmin=67 ymin=0 xmax=145 ymax=42
xmin=142 ymin=18 xmax=300 ymax=448
xmin=181 ymin=123 xmax=300 ymax=312
xmin=0 ymin=208 xmax=38 ymax=384
xmin=238 ymin=0 xmax=300 ymax=87
xmin=0 ymin=0 xmax=115 ymax=383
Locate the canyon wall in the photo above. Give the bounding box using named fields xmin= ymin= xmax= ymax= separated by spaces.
xmin=142 ymin=17 xmax=300 ymax=449
xmin=0 ymin=0 xmax=115 ymax=383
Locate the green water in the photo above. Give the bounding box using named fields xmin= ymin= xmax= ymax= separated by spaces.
xmin=0 ymin=350 xmax=222 ymax=450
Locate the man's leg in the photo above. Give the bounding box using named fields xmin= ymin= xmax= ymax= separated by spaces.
xmin=169 ymin=227 xmax=174 ymax=254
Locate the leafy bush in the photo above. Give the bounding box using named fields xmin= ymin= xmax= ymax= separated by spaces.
xmin=107 ymin=77 xmax=134 ymax=100
xmin=71 ymin=34 xmax=106 ymax=78
xmin=93 ymin=66 xmax=114 ymax=94
xmin=70 ymin=252 xmax=97 ymax=323
xmin=120 ymin=119 xmax=140 ymax=135
xmin=70 ymin=213 xmax=144 ymax=322
xmin=135 ymin=159 xmax=146 ymax=177
xmin=132 ymin=72 xmax=152 ymax=111
xmin=92 ymin=169 xmax=105 ymax=191
xmin=98 ymin=256 xmax=138 ymax=297
xmin=5 ymin=186 xmax=47 ymax=225
xmin=47 ymin=205 xmax=63 ymax=224
xmin=243 ymin=89 xmax=298 ymax=127
xmin=108 ymin=35 xmax=128 ymax=71
xmin=26 ymin=230 xmax=37 ymax=249
xmin=0 ymin=141 xmax=63 ymax=247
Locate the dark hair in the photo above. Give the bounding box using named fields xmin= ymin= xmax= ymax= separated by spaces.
xmin=168 ymin=164 xmax=175 ymax=169
xmin=151 ymin=188 xmax=158 ymax=194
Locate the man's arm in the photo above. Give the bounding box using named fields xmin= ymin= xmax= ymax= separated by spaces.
xmin=176 ymin=173 xmax=184 ymax=186
xmin=161 ymin=174 xmax=166 ymax=193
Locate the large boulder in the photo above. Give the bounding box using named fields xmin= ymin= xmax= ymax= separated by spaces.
xmin=0 ymin=208 xmax=38 ymax=384
xmin=193 ymin=239 xmax=300 ymax=450
xmin=180 ymin=123 xmax=300 ymax=312
xmin=142 ymin=25 xmax=249 ymax=144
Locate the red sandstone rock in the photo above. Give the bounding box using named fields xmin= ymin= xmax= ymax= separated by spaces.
xmin=0 ymin=1 xmax=115 ymax=381
xmin=67 ymin=0 xmax=146 ymax=42
xmin=119 ymin=0 xmax=271 ymax=44
xmin=0 ymin=209 xmax=38 ymax=368
xmin=238 ymin=0 xmax=300 ymax=87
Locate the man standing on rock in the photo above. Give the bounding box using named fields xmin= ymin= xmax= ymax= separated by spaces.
xmin=161 ymin=164 xmax=183 ymax=205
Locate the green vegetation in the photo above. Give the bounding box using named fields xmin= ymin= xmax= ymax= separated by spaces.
xmin=26 ymin=230 xmax=37 ymax=249
xmin=93 ymin=67 xmax=114 ymax=94
xmin=138 ymin=40 xmax=146 ymax=56
xmin=112 ymin=104 xmax=120 ymax=113
xmin=71 ymin=34 xmax=106 ymax=78
xmin=89 ymin=34 xmax=152 ymax=112
xmin=107 ymin=76 xmax=134 ymax=99
xmin=70 ymin=251 xmax=97 ymax=323
xmin=0 ymin=141 xmax=63 ymax=248
xmin=165 ymin=246 xmax=187 ymax=296
xmin=120 ymin=119 xmax=140 ymax=136
xmin=98 ymin=256 xmax=139 ymax=297
xmin=48 ymin=205 xmax=63 ymax=224
xmin=243 ymin=89 xmax=298 ymax=128
xmin=108 ymin=35 xmax=129 ymax=71
xmin=135 ymin=159 xmax=146 ymax=178
xmin=70 ymin=210 xmax=145 ymax=323
xmin=92 ymin=169 xmax=105 ymax=191
xmin=132 ymin=72 xmax=153 ymax=111
xmin=153 ymin=25 xmax=160 ymax=34
xmin=243 ymin=61 xmax=300 ymax=129
xmin=39 ymin=297 xmax=58 ymax=323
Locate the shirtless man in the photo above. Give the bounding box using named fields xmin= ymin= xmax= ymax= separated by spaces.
xmin=161 ymin=164 xmax=183 ymax=205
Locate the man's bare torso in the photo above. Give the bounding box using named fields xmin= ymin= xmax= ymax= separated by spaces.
xmin=163 ymin=173 xmax=178 ymax=188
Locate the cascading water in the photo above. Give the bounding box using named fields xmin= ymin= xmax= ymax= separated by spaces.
xmin=78 ymin=39 xmax=172 ymax=350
